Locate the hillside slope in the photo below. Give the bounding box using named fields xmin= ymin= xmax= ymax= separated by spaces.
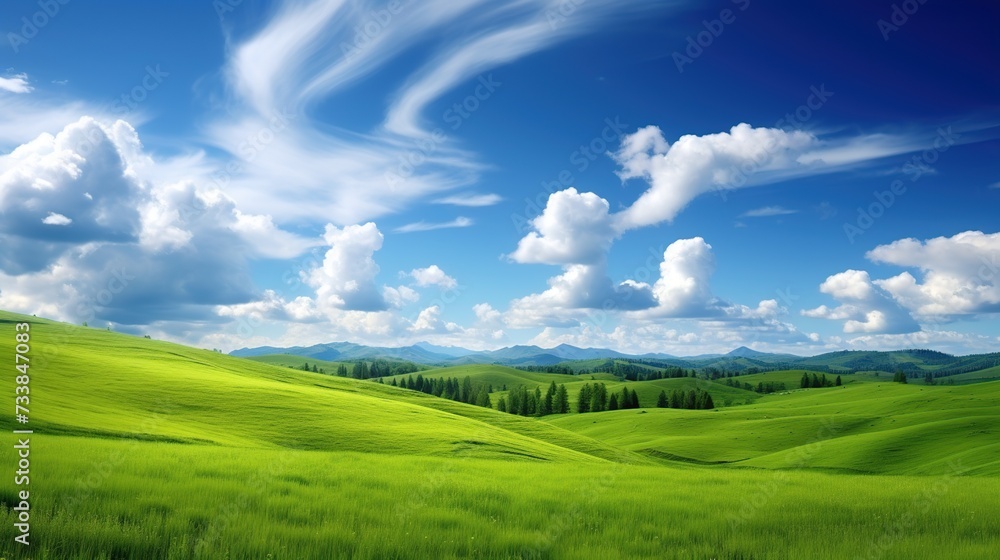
xmin=0 ymin=311 xmax=640 ymax=464
xmin=550 ymin=381 xmax=1000 ymax=474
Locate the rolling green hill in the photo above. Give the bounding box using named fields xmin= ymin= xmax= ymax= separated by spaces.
xmin=550 ymin=381 xmax=1000 ymax=475
xmin=0 ymin=312 xmax=637 ymax=464
xmin=1 ymin=310 xmax=998 ymax=559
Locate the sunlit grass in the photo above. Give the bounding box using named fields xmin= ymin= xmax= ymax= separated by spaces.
xmin=0 ymin=310 xmax=997 ymax=559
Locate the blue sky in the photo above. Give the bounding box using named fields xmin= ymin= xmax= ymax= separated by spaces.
xmin=1 ymin=0 xmax=999 ymax=355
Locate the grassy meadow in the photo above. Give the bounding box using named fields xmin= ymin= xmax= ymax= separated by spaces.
xmin=1 ymin=310 xmax=998 ymax=559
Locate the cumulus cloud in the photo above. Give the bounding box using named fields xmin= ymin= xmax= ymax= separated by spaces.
xmin=646 ymin=237 xmax=722 ymax=318
xmin=508 ymin=188 xmax=614 ymax=265
xmin=305 ymin=223 xmax=388 ymax=312
xmin=0 ymin=73 xmax=32 ymax=94
xmin=0 ymin=118 xmax=317 ymax=330
xmin=803 ymin=231 xmax=1000 ymax=336
xmin=410 ymin=305 xmax=462 ymax=334
xmin=42 ymin=212 xmax=72 ymax=226
xmin=867 ymin=231 xmax=1000 ymax=317
xmin=505 ymin=122 xmax=943 ymax=332
xmin=505 ymin=263 xmax=656 ymax=327
xmin=802 ymin=269 xmax=920 ymax=334
xmin=383 ymin=285 xmax=420 ymax=308
xmin=409 ymin=265 xmax=457 ymax=289
xmin=473 ymin=302 xmax=502 ymax=324
xmin=506 ymin=236 xmax=777 ymax=329
xmin=0 ymin=117 xmax=144 ymax=273
xmin=612 ymin=124 xmax=817 ymax=231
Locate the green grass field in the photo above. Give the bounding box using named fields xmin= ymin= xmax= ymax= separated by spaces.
xmin=1 ymin=311 xmax=997 ymax=559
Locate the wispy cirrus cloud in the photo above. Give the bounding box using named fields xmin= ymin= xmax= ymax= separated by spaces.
xmin=741 ymin=206 xmax=798 ymax=218
xmin=395 ymin=217 xmax=473 ymax=233
xmin=0 ymin=73 xmax=32 ymax=94
xmin=434 ymin=192 xmax=502 ymax=207
xmin=209 ymin=0 xmax=671 ymax=226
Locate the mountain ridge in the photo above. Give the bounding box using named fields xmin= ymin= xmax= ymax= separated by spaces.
xmin=230 ymin=341 xmax=1000 ymax=373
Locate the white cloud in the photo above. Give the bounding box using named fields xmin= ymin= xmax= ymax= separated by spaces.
xmin=305 ymin=223 xmax=388 ymax=312
xmin=646 ymin=237 xmax=722 ymax=318
xmin=0 ymin=118 xmax=318 ymax=330
xmin=505 ymin=263 xmax=656 ymax=328
xmin=42 ymin=212 xmax=72 ymax=226
xmin=802 ymin=269 xmax=920 ymax=334
xmin=504 ymin=122 xmax=947 ymax=331
xmin=839 ymin=329 xmax=999 ymax=355
xmin=741 ymin=206 xmax=798 ymax=218
xmin=473 ymin=302 xmax=502 ymax=324
xmin=0 ymin=73 xmax=32 ymax=94
xmin=434 ymin=193 xmax=502 ymax=207
xmin=230 ymin=210 xmax=323 ymax=259
xmin=867 ymin=230 xmax=1000 ymax=317
xmin=508 ymin=188 xmax=614 ymax=265
xmin=612 ymin=124 xmax=817 ymax=231
xmin=410 ymin=305 xmax=462 ymax=334
xmin=409 ymin=265 xmax=457 ymax=289
xmin=383 ymin=285 xmax=420 ymax=308
xmin=210 ymin=0 xmax=669 ymax=226
xmin=395 ymin=217 xmax=472 ymax=233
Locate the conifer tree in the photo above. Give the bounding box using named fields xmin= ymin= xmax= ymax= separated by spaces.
xmin=591 ymin=383 xmax=607 ymax=412
xmin=555 ymin=384 xmax=569 ymax=414
xmin=702 ymin=392 xmax=715 ymax=409
xmin=543 ymin=382 xmax=556 ymax=415
xmin=608 ymin=393 xmax=619 ymax=411
xmin=656 ymin=390 xmax=668 ymax=408
xmin=462 ymin=376 xmax=474 ymax=403
xmin=669 ymin=389 xmax=682 ymax=409
xmin=684 ymin=390 xmax=696 ymax=409
xmin=578 ymin=383 xmax=592 ymax=413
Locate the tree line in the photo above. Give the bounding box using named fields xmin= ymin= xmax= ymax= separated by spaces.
xmin=387 ymin=374 xmax=492 ymax=408
xmin=656 ymin=389 xmax=714 ymax=409
xmin=722 ymin=378 xmax=787 ymax=394
xmin=577 ymin=382 xmax=641 ymax=413
xmin=497 ymin=382 xmax=569 ymax=416
xmin=595 ymin=362 xmax=695 ymax=382
xmin=297 ymin=359 xmax=420 ymax=379
xmin=338 ymin=359 xmax=420 ymax=379
xmin=801 ymin=372 xmax=840 ymax=388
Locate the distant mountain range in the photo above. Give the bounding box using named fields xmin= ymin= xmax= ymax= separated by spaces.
xmin=230 ymin=342 xmax=1000 ymax=374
